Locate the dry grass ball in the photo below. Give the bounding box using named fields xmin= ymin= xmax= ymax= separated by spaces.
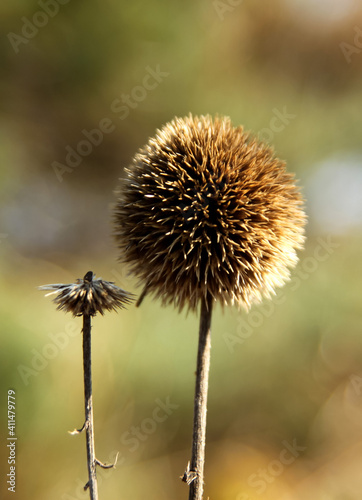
xmin=114 ymin=114 xmax=306 ymax=311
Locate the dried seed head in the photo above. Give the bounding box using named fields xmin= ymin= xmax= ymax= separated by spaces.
xmin=39 ymin=271 xmax=134 ymax=316
xmin=113 ymin=114 xmax=306 ymax=311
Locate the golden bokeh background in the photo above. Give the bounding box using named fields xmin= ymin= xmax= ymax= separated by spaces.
xmin=1 ymin=1 xmax=362 ymax=499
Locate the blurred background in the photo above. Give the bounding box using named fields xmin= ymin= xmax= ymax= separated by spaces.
xmin=1 ymin=0 xmax=362 ymax=498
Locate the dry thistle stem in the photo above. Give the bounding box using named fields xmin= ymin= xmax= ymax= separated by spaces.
xmin=40 ymin=271 xmax=133 ymax=500
xmin=113 ymin=114 xmax=306 ymax=500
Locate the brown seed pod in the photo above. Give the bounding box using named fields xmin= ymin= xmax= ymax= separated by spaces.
xmin=113 ymin=114 xmax=306 ymax=311
xmin=39 ymin=271 xmax=134 ymax=316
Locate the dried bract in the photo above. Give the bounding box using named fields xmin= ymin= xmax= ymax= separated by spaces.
xmin=39 ymin=271 xmax=133 ymax=316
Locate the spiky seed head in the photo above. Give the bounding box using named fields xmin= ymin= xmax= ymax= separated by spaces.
xmin=39 ymin=271 xmax=134 ymax=316
xmin=113 ymin=114 xmax=306 ymax=312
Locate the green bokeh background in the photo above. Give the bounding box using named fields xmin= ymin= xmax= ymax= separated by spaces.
xmin=1 ymin=1 xmax=362 ymax=499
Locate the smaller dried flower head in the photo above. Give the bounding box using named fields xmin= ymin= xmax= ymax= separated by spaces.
xmin=39 ymin=271 xmax=133 ymax=316
xmin=114 ymin=115 xmax=306 ymax=312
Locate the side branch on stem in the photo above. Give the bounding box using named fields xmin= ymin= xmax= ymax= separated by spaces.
xmin=82 ymin=314 xmax=119 ymax=498
xmin=82 ymin=313 xmax=98 ymax=499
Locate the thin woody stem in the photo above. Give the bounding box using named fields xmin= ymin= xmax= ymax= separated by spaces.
xmin=188 ymin=294 xmax=213 ymax=500
xmin=83 ymin=314 xmax=98 ymax=500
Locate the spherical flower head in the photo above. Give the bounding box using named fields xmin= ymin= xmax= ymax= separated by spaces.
xmin=39 ymin=271 xmax=134 ymax=316
xmin=114 ymin=114 xmax=306 ymax=311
